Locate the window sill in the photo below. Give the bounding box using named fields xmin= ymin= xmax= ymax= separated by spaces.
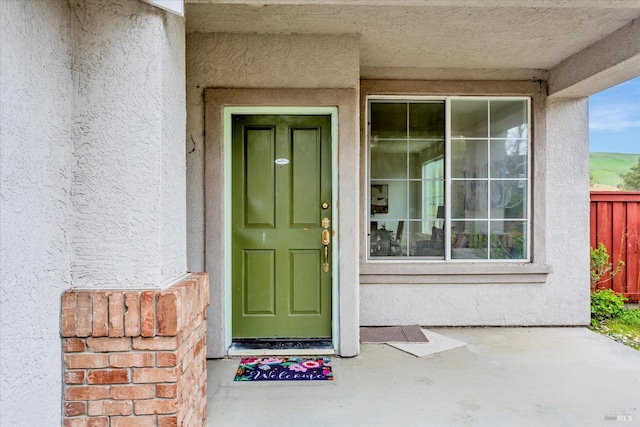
xmin=360 ymin=262 xmax=551 ymax=284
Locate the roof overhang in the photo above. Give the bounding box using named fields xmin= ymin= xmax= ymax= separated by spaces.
xmin=185 ymin=0 xmax=640 ymax=96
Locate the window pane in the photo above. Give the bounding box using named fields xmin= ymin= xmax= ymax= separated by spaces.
xmin=410 ymin=220 xmax=444 ymax=258
xmin=490 ymin=100 xmax=528 ymax=139
xmin=490 ymin=139 xmax=528 ymax=178
xmin=408 ymin=180 xmax=444 ymax=220
xmin=370 ymin=140 xmax=407 ymax=179
xmin=451 ymin=180 xmax=488 ymax=219
xmin=451 ymin=100 xmax=488 ymax=138
xmin=409 ymin=102 xmax=445 ymax=139
xmin=451 ymin=220 xmax=488 ymax=260
xmin=371 ymin=181 xmax=407 ymax=219
xmin=371 ymin=103 xmax=407 ymax=139
xmin=370 ymin=220 xmax=406 ymax=257
xmin=490 ymin=221 xmax=527 ymax=259
xmin=490 ymin=180 xmax=527 ymax=219
xmin=409 ymin=140 xmax=444 ymax=179
xmin=451 ymin=140 xmax=488 ymax=178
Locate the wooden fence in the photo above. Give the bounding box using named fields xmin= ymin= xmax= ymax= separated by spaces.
xmin=590 ymin=191 xmax=640 ymax=302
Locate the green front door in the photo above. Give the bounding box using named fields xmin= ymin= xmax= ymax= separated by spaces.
xmin=231 ymin=115 xmax=332 ymax=339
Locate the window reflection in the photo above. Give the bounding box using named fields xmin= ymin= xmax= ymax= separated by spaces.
xmin=369 ymin=98 xmax=529 ymax=261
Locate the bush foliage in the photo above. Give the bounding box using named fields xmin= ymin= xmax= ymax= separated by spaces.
xmin=590 ymin=242 xmax=624 ymax=291
xmin=590 ymin=289 xmax=627 ymax=324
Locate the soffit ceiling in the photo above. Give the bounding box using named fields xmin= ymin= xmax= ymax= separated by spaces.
xmin=185 ymin=1 xmax=640 ymax=71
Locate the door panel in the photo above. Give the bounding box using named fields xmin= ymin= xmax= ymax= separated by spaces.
xmin=243 ymin=250 xmax=275 ymax=315
xmin=291 ymin=128 xmax=321 ymax=227
xmin=232 ymin=115 xmax=332 ymax=339
xmin=290 ymin=249 xmax=322 ymax=314
xmin=244 ymin=127 xmax=275 ymax=227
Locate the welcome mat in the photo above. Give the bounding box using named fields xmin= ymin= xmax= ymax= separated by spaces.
xmin=234 ymin=357 xmax=333 ymax=382
xmin=360 ymin=325 xmax=429 ymax=343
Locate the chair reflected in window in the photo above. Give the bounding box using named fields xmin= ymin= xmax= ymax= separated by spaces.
xmin=415 ymin=205 xmax=445 ymax=257
xmin=370 ymin=221 xmax=405 ymax=256
xmin=389 ymin=221 xmax=404 ymax=255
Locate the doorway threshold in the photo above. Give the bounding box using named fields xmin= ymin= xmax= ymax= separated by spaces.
xmin=228 ymin=339 xmax=334 ymax=356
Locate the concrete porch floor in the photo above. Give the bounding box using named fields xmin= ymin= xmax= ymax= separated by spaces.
xmin=206 ymin=328 xmax=640 ymax=427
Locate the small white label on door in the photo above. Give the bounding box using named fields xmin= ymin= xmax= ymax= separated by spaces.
xmin=275 ymin=158 xmax=290 ymax=165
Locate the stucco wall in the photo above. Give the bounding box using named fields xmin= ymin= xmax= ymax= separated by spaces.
xmin=71 ymin=0 xmax=186 ymax=288
xmin=160 ymin=7 xmax=188 ymax=284
xmin=0 ymin=0 xmax=73 ymax=424
xmin=1 ymin=0 xmax=187 ymax=424
xmin=185 ymin=32 xmax=360 ymax=272
xmin=543 ymin=98 xmax=591 ymax=320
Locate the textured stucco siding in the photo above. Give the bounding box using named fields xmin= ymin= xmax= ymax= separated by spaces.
xmin=70 ymin=0 xmax=186 ymax=288
xmin=160 ymin=9 xmax=188 ymax=285
xmin=0 ymin=0 xmax=73 ymax=424
xmin=185 ymin=32 xmax=360 ymax=271
xmin=360 ymin=97 xmax=591 ymax=327
xmin=543 ymin=98 xmax=591 ymax=321
xmin=1 ymin=0 xmax=187 ymax=424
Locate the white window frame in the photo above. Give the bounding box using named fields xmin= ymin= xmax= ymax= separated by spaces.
xmin=366 ymin=95 xmax=532 ymax=263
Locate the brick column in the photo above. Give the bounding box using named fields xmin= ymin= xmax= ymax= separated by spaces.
xmin=61 ymin=273 xmax=209 ymax=427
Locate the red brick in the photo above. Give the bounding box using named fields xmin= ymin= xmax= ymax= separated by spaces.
xmin=158 ymin=415 xmax=178 ymax=427
xmin=199 ymin=273 xmax=210 ymax=312
xmin=140 ymin=291 xmax=155 ymax=337
xmin=65 ymin=385 xmax=109 ymax=401
xmin=87 ymin=369 xmax=129 ymax=384
xmin=132 ymin=336 xmax=177 ymax=351
xmin=178 ymin=348 xmax=193 ymax=374
xmin=86 ymin=337 xmax=131 ymax=352
xmin=65 ymin=354 xmax=109 ymax=369
xmin=108 ymin=292 xmax=125 ymax=337
xmin=64 ymin=338 xmax=86 ymax=353
xmin=124 ymin=291 xmax=140 ymax=337
xmin=64 ymin=418 xmax=108 ymax=427
xmin=87 ymin=400 xmax=132 ymax=416
xmin=92 ymin=292 xmax=108 ymax=337
xmin=110 ymin=384 xmax=155 ymax=400
xmin=64 ymin=401 xmax=85 ymax=417
xmin=61 ymin=292 xmax=77 ymax=337
xmin=65 ymin=370 xmax=86 ymax=384
xmin=110 ymin=416 xmax=155 ymax=427
xmin=134 ymin=398 xmax=179 ymax=415
xmin=193 ymin=336 xmax=204 ymax=357
xmin=133 ymin=367 xmax=178 ymax=383
xmin=156 ymin=352 xmax=177 ymax=367
xmin=76 ymin=293 xmax=92 ymax=337
xmin=156 ymin=291 xmax=180 ymax=336
xmin=110 ymin=352 xmax=154 ymax=368
xmin=156 ymin=383 xmax=177 ymax=398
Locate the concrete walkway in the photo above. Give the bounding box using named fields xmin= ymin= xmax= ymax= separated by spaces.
xmin=206 ymin=328 xmax=640 ymax=427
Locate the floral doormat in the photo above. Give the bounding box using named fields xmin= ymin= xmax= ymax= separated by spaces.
xmin=233 ymin=357 xmax=333 ymax=382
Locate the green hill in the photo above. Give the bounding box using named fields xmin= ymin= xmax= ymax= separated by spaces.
xmin=590 ymin=152 xmax=640 ymax=188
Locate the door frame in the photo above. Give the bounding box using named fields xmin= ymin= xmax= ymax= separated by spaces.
xmin=224 ymin=106 xmax=339 ymax=352
xmin=204 ymin=88 xmax=360 ymax=358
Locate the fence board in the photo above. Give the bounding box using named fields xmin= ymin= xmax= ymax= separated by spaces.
xmin=611 ymin=202 xmax=626 ymax=294
xmin=590 ymin=191 xmax=640 ymax=302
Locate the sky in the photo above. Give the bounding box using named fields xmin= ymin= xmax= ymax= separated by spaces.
xmin=589 ymin=76 xmax=640 ymax=154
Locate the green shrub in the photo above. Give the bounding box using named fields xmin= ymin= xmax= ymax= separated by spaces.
xmin=618 ymin=309 xmax=640 ymax=326
xmin=591 ymin=289 xmax=627 ymax=324
xmin=590 ymin=242 xmax=624 ymax=291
